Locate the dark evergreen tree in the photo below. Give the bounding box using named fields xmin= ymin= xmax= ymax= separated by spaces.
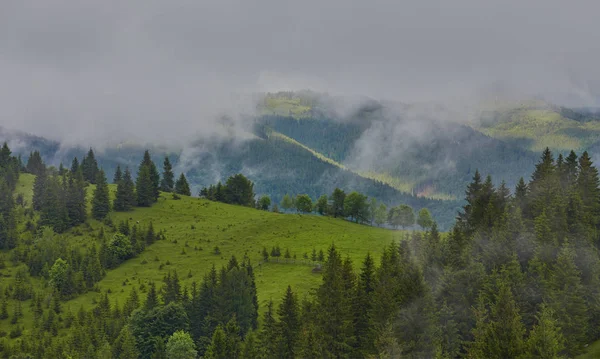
xmin=113 ymin=165 xmax=122 ymax=184
xmin=316 ymin=244 xmax=355 ymax=358
xmin=224 ymin=174 xmax=255 ymax=206
xmin=114 ymin=167 xmax=136 ymax=211
xmin=0 ymin=179 xmax=17 ymax=249
xmin=81 ymin=148 xmax=99 ymax=184
xmin=175 ymin=173 xmax=191 ymax=196
xmin=26 ymin=150 xmax=45 ymax=175
xmin=354 ymin=253 xmax=376 ymax=356
xmin=70 ymin=157 xmax=80 ymax=174
xmin=66 ymin=168 xmax=87 ymax=226
xmin=161 ymin=156 xmax=175 ymax=192
xmin=136 ymin=164 xmax=154 ymax=207
xmin=91 ymin=169 xmax=110 ymax=220
xmin=277 ymin=285 xmax=300 ymax=359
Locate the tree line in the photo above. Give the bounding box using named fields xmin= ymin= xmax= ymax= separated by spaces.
xmin=202 ymin=175 xmax=435 ymax=230
xmin=28 ymin=148 xmax=192 ymax=233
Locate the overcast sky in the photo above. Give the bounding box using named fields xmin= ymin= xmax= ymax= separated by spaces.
xmin=1 ymin=0 xmax=600 ymax=144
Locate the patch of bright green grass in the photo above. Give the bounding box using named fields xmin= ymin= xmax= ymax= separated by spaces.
xmin=65 ymin=193 xmax=405 ymax=316
xmin=576 ymin=339 xmax=600 ymax=359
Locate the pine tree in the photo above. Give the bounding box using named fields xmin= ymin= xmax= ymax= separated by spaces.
xmin=70 ymin=157 xmax=79 ymax=174
xmin=467 ymin=282 xmax=525 ymax=359
xmin=66 ymin=169 xmax=86 ymax=226
xmin=26 ymin=150 xmax=45 ymax=175
xmin=113 ymin=165 xmax=122 ymax=184
xmin=142 ymin=150 xmax=161 ymax=201
xmin=205 ymin=325 xmax=228 ymax=359
xmin=161 ymin=156 xmax=175 ymax=192
xmin=277 ymin=285 xmax=300 ymax=359
xmin=524 ymin=304 xmax=565 ymax=358
xmin=0 ymin=179 xmax=17 ymax=249
xmin=240 ymin=330 xmax=260 ymax=359
xmin=145 ymin=282 xmax=159 ymax=310
xmin=40 ymin=177 xmax=68 ymax=232
xmin=91 ymin=169 xmax=110 ymax=220
xmin=317 ymin=244 xmax=355 ymax=358
xmin=136 ymin=164 xmax=154 ymax=207
xmin=114 ymin=167 xmax=136 ymax=211
xmin=81 ymin=148 xmax=99 ymax=184
xmin=260 ymin=300 xmax=280 ymax=359
xmin=576 ymin=151 xmax=600 ymax=226
xmin=175 ymin=173 xmax=191 ymax=196
xmin=548 ymin=243 xmax=589 ymax=356
xmin=354 ymin=253 xmax=376 ymax=355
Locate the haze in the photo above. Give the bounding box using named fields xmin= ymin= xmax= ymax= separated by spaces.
xmin=1 ymin=0 xmax=600 ymax=145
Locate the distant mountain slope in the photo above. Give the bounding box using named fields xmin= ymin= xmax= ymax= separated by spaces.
xmin=474 ymin=105 xmax=600 ymax=152
xmin=184 ymin=132 xmax=461 ymax=229
xmin=257 ymin=114 xmax=539 ymax=200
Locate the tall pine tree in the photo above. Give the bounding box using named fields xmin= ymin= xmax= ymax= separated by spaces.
xmin=161 ymin=156 xmax=175 ymax=192
xmin=92 ymin=169 xmax=110 ymax=220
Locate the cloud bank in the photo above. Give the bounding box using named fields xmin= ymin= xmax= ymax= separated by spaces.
xmin=1 ymin=0 xmax=600 ymax=145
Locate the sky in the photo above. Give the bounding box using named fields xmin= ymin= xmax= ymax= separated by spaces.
xmin=1 ymin=0 xmax=600 ymax=145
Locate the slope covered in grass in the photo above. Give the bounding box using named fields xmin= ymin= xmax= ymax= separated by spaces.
xmin=66 ymin=192 xmax=405 ymax=314
xmin=0 ymin=174 xmax=407 ymax=341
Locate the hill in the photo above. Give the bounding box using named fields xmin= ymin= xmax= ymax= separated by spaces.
xmin=1 ymin=174 xmax=406 ymax=341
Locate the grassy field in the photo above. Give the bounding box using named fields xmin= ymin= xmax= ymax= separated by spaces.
xmin=1 ymin=174 xmax=405 ymax=340
xmin=576 ymin=339 xmax=600 ymax=359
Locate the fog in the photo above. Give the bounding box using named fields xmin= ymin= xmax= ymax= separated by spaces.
xmin=1 ymin=0 xmax=600 ymax=146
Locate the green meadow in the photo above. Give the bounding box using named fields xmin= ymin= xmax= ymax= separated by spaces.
xmin=1 ymin=173 xmax=404 ymax=339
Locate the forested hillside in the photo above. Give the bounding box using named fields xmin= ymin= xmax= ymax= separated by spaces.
xmin=2 ymin=139 xmax=600 ymax=358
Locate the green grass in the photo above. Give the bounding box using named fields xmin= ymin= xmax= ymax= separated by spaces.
xmin=66 ymin=193 xmax=403 ymax=314
xmin=577 ymin=339 xmax=600 ymax=359
xmin=1 ymin=174 xmax=406 ymax=340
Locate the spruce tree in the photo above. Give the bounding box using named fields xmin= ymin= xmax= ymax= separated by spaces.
xmin=81 ymin=148 xmax=99 ymax=184
xmin=91 ymin=169 xmax=110 ymax=220
xmin=136 ymin=165 xmax=154 ymax=207
xmin=114 ymin=167 xmax=136 ymax=211
xmin=277 ymin=285 xmax=300 ymax=359
xmin=113 ymin=165 xmax=122 ymax=184
xmin=576 ymin=151 xmax=600 ymax=226
xmin=317 ymin=244 xmax=355 ymax=358
xmin=524 ymin=304 xmax=565 ymax=358
xmin=205 ymin=324 xmax=228 ymax=359
xmin=260 ymin=300 xmax=280 ymax=359
xmin=548 ymin=243 xmax=589 ymax=356
xmin=354 ymin=253 xmax=376 ymax=355
xmin=0 ymin=179 xmax=17 ymax=249
xmin=143 ymin=150 xmax=161 ymax=200
xmin=161 ymin=156 xmax=175 ymax=192
xmin=66 ymin=169 xmax=86 ymax=226
xmin=70 ymin=157 xmax=79 ymax=174
xmin=145 ymin=282 xmax=159 ymax=310
xmin=175 ymin=173 xmax=191 ymax=196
